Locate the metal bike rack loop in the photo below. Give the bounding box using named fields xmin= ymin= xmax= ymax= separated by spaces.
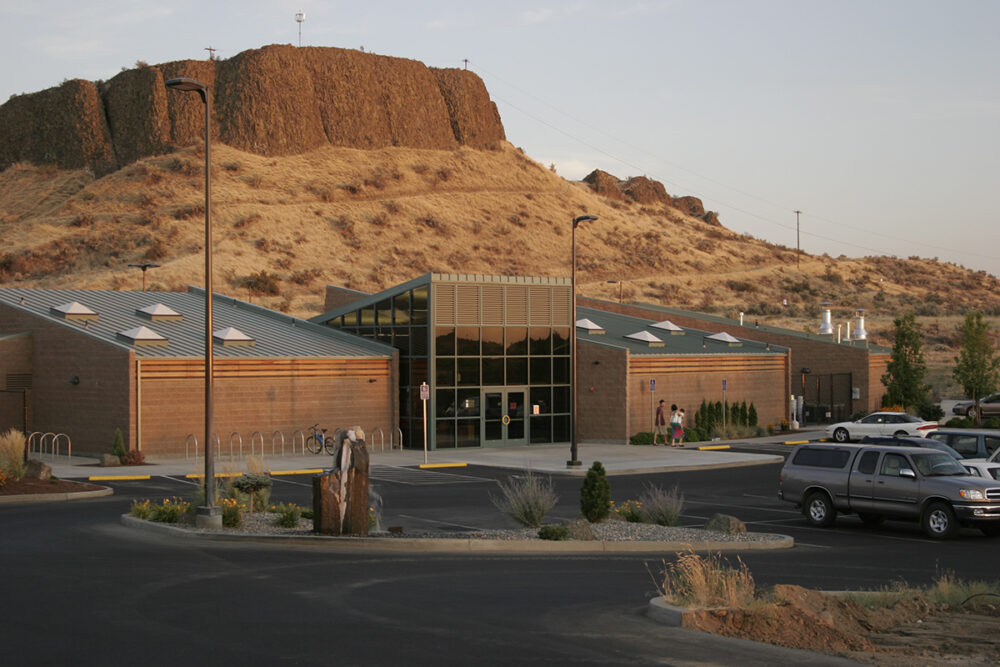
xmin=185 ymin=434 xmax=199 ymax=460
xmin=271 ymin=430 xmax=285 ymax=456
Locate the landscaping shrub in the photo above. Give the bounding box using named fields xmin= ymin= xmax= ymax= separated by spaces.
xmin=121 ymin=449 xmax=145 ymax=466
xmin=220 ymin=498 xmax=244 ymax=528
xmin=612 ymin=499 xmax=644 ymax=523
xmin=231 ymin=474 xmax=272 ymax=513
xmin=580 ymin=461 xmax=611 ymax=523
xmin=129 ymin=499 xmax=152 ymax=519
xmin=111 ymin=428 xmax=125 ymax=461
xmin=639 ymin=483 xmax=685 ymax=526
xmin=150 ymin=497 xmax=191 ymax=523
xmin=629 ymin=431 xmax=654 ymax=445
xmin=490 ymin=471 xmax=558 ymax=528
xmin=985 ymin=417 xmax=1000 ymax=429
xmin=0 ymin=470 xmax=6 ymax=489
xmin=945 ymin=417 xmax=974 ymax=428
xmin=538 ymin=524 xmax=569 ymax=541
xmin=0 ymin=428 xmax=26 ymax=480
xmin=918 ymin=403 xmax=944 ymax=422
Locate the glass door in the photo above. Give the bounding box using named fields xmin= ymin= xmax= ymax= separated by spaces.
xmin=482 ymin=387 xmax=528 ymax=446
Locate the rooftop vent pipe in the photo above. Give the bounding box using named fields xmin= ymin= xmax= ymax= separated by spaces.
xmin=819 ymin=302 xmax=833 ymax=336
xmin=852 ymin=309 xmax=867 ymax=341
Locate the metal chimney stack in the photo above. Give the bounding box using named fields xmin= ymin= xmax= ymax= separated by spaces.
xmin=819 ymin=302 xmax=834 ymax=335
xmin=852 ymin=308 xmax=867 ymax=341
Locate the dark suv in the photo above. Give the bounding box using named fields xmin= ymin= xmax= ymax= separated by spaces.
xmin=858 ymin=435 xmax=963 ymax=459
xmin=926 ymin=430 xmax=1000 ymax=459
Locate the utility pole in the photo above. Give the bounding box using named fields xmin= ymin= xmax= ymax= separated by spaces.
xmin=795 ymin=210 xmax=802 ymax=267
xmin=204 ymin=46 xmax=216 ymax=61
xmin=296 ymin=11 xmax=306 ymax=47
xmin=463 ymin=58 xmax=469 ymax=70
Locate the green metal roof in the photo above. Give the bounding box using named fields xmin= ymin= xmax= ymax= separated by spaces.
xmin=0 ymin=287 xmax=394 ymax=359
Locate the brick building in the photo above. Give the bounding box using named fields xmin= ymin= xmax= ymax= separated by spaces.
xmin=0 ymin=288 xmax=397 ymax=457
xmin=579 ymin=297 xmax=891 ymax=421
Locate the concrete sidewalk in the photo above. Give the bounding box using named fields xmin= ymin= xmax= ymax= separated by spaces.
xmin=42 ymin=440 xmax=787 ymax=481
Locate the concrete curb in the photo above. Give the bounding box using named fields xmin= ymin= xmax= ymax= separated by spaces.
xmin=0 ymin=485 xmax=113 ymax=504
xmin=647 ymin=597 xmax=697 ymax=626
xmin=120 ymin=515 xmax=794 ymax=553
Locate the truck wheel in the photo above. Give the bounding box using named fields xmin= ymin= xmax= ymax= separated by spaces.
xmin=921 ymin=501 xmax=958 ymax=539
xmin=832 ymin=428 xmax=849 ymax=443
xmin=858 ymin=513 xmax=884 ymax=527
xmin=804 ymin=491 xmax=837 ymax=528
xmin=980 ymin=524 xmax=1000 ymax=537
xmin=967 ymin=406 xmax=978 ymax=419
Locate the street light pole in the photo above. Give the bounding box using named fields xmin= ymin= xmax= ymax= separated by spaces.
xmin=127 ymin=262 xmax=160 ymax=291
xmin=569 ymin=214 xmax=598 ymax=468
xmin=165 ymin=77 xmax=219 ymax=528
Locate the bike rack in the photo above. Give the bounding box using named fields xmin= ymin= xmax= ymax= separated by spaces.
xmin=40 ymin=432 xmax=56 ymax=460
xmin=27 ymin=431 xmax=43 ymax=458
xmin=369 ymin=426 xmax=385 ymax=452
xmin=228 ymin=432 xmax=242 ymax=462
xmin=391 ymin=426 xmax=404 ymax=452
xmin=249 ymin=431 xmax=264 ymax=459
xmin=54 ymin=433 xmax=71 ymax=460
xmin=185 ymin=434 xmax=198 ymax=460
xmin=271 ymin=430 xmax=285 ymax=456
xmin=291 ymin=429 xmax=305 ymax=455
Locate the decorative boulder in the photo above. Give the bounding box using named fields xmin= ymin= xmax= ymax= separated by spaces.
xmin=25 ymin=459 xmax=52 ymax=480
xmin=100 ymin=454 xmax=121 ymax=467
xmin=705 ymin=513 xmax=746 ymax=534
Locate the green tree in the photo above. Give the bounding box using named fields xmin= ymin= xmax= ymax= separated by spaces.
xmin=580 ymin=461 xmax=611 ymax=523
xmin=953 ymin=311 xmax=1000 ymax=423
xmin=881 ymin=312 xmax=929 ymax=412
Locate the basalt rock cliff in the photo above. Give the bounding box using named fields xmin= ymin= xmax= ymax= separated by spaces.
xmin=0 ymin=45 xmax=505 ymax=176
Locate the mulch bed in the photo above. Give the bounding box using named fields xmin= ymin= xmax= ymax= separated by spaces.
xmin=0 ymin=477 xmax=105 ymax=495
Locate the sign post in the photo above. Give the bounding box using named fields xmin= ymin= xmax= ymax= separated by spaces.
xmin=649 ymin=378 xmax=656 ymax=432
xmin=419 ymin=382 xmax=429 ymax=465
xmin=722 ymin=378 xmax=727 ymax=432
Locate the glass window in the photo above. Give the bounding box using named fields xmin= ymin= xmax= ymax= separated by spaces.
xmin=457 ymin=327 xmax=480 ymax=356
xmin=552 ymin=357 xmax=570 ymax=384
xmin=342 ymin=311 xmax=358 ymax=327
xmin=530 ymin=387 xmax=551 ymax=415
xmin=529 ymin=328 xmax=551 ymax=355
xmin=377 ymin=299 xmax=393 ymax=326
xmin=411 ymin=286 xmax=428 ymax=325
xmin=481 ymin=327 xmax=504 ymax=355
xmin=411 ymin=327 xmax=428 ymax=355
xmin=376 ymin=330 xmax=392 ymax=345
xmin=879 ymin=453 xmax=907 ymax=476
xmin=457 ymin=358 xmax=480 ymax=386
xmin=436 ymin=389 xmax=456 ymax=418
xmin=456 ymin=419 xmax=480 ymax=448
xmin=552 ymin=386 xmax=570 ymax=413
xmin=360 ymin=306 xmax=376 ymax=326
xmin=436 ymin=420 xmax=456 ymax=449
xmin=530 ymin=357 xmax=550 ymax=385
xmin=399 ymin=389 xmax=410 ymax=417
xmin=393 ymin=292 xmax=411 ymax=325
xmin=399 ymin=358 xmax=410 ymax=387
xmin=411 ymin=358 xmax=428 ymax=385
xmin=951 ymin=435 xmax=979 ymax=457
xmin=553 ymin=415 xmax=571 ymax=442
xmin=530 ymin=416 xmax=551 ymax=443
xmin=393 ymin=329 xmax=411 ymax=356
xmin=507 ymin=357 xmax=527 ymax=385
xmin=435 ymin=327 xmax=455 ymax=356
xmin=506 ymin=328 xmax=528 ymax=355
xmin=436 ymin=359 xmax=455 ymax=387
xmin=857 ymin=451 xmax=879 ymax=475
xmin=357 ymin=327 xmax=375 ymax=339
xmin=457 ymin=389 xmax=480 ymax=417
xmin=986 ymin=437 xmax=1000 ymax=455
xmin=482 ymin=357 xmax=504 ymax=385
xmin=552 ymin=327 xmax=570 ymax=354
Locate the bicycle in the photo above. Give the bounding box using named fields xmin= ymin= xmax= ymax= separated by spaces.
xmin=304 ymin=424 xmax=336 ymax=455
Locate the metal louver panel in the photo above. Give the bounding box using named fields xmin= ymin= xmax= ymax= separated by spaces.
xmin=529 ymin=287 xmax=551 ymax=325
xmin=482 ymin=285 xmax=504 ymax=325
xmin=506 ymin=286 xmax=528 ymax=325
xmin=6 ymin=373 xmax=32 ymax=390
xmin=456 ymin=285 xmax=480 ymax=325
xmin=551 ymin=286 xmax=571 ymax=326
xmin=434 ymin=284 xmax=455 ymax=325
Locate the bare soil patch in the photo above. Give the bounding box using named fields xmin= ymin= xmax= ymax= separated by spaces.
xmin=0 ymin=477 xmax=105 ymax=496
xmin=681 ymin=584 xmax=1000 ymax=665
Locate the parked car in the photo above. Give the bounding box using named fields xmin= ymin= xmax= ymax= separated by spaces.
xmin=952 ymin=393 xmax=1000 ymax=419
xmin=963 ymin=460 xmax=1000 ymax=480
xmin=925 ymin=429 xmax=1000 ymax=459
xmin=859 ymin=435 xmax=963 ymax=459
xmin=825 ymin=412 xmax=939 ymax=443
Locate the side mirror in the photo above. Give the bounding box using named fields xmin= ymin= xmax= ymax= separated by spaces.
xmin=900 ymin=468 xmax=917 ymax=479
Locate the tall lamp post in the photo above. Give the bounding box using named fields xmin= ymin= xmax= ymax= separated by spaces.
xmin=127 ymin=262 xmax=160 ymax=291
xmin=568 ymin=214 xmax=598 ymax=468
xmin=165 ymin=77 xmax=220 ymax=528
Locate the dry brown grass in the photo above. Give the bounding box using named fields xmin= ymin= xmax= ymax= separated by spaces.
xmin=652 ymin=551 xmax=758 ymax=609
xmin=0 ymin=428 xmax=27 ymax=480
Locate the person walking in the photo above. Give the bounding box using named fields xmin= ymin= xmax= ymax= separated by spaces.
xmin=670 ymin=404 xmax=685 ymax=447
xmin=653 ymin=399 xmax=667 ymax=445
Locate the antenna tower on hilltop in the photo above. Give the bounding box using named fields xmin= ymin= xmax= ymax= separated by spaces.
xmin=295 ymin=11 xmax=306 ymax=47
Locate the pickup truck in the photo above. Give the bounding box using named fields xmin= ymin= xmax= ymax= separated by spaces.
xmin=779 ymin=443 xmax=1000 ymax=539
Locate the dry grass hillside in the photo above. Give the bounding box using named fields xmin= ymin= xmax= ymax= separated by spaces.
xmin=2 ymin=140 xmax=999 ymax=397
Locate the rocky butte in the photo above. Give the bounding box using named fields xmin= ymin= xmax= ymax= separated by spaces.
xmin=0 ymin=44 xmax=506 ymax=176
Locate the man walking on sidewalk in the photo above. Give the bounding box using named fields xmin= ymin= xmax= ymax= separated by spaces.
xmin=654 ymin=399 xmax=667 ymax=445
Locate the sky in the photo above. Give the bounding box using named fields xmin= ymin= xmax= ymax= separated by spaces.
xmin=2 ymin=1 xmax=999 ymax=276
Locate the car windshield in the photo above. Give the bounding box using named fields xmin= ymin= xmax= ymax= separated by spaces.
xmin=911 ymin=452 xmax=968 ymax=476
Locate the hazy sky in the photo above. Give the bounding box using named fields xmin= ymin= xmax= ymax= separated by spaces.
xmin=2 ymin=1 xmax=998 ymax=276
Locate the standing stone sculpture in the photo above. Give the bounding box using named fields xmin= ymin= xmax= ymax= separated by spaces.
xmin=312 ymin=427 xmax=370 ymax=536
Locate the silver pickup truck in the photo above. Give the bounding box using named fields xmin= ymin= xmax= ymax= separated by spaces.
xmin=779 ymin=443 xmax=1000 ymax=539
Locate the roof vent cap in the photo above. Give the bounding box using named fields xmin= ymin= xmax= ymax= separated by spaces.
xmin=51 ymin=301 xmax=99 ymax=321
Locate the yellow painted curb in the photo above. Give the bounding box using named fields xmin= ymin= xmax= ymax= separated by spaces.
xmin=418 ymin=462 xmax=468 ymax=469
xmin=88 ymin=475 xmax=151 ymax=481
xmin=269 ymin=469 xmax=324 ymax=476
xmin=783 ymin=440 xmax=809 ymax=445
xmin=696 ymin=445 xmax=731 ymax=451
xmin=184 ymin=472 xmax=243 ymax=480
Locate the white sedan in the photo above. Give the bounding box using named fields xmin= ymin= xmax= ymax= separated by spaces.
xmin=825 ymin=411 xmax=939 ymax=443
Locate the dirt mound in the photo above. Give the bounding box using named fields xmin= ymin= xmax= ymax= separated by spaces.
xmin=0 ymin=45 xmax=506 ymax=174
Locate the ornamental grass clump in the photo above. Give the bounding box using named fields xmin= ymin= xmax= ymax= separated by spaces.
xmin=653 ymin=551 xmax=756 ymax=609
xmin=639 ymin=483 xmax=685 ymax=526
xmin=0 ymin=428 xmax=27 ymax=481
xmin=490 ymin=471 xmax=558 ymax=528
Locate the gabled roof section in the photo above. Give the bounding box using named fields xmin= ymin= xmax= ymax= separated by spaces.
xmin=0 ymin=288 xmax=395 ymax=360
xmin=51 ymin=301 xmax=98 ymax=321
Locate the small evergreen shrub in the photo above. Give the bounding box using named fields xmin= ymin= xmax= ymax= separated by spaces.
xmin=919 ymin=403 xmax=945 ymax=421
xmin=748 ymin=403 xmax=758 ymax=427
xmin=111 ymin=428 xmax=126 ymax=461
xmin=945 ymin=417 xmax=974 ymax=428
xmin=231 ymin=474 xmax=273 ymax=513
xmin=629 ymin=431 xmax=654 ymax=445
xmin=490 ymin=472 xmax=559 ymax=528
xmin=538 ymin=524 xmax=569 ymax=541
xmin=580 ymin=461 xmax=611 ymax=523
